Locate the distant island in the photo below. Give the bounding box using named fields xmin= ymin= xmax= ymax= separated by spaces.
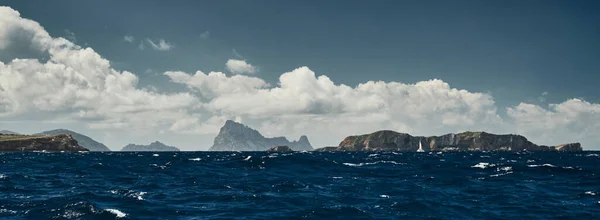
xmin=36 ymin=129 xmax=111 ymax=151
xmin=321 ymin=130 xmax=582 ymax=152
xmin=121 ymin=141 xmax=180 ymax=151
xmin=209 ymin=120 xmax=313 ymax=151
xmin=0 ymin=133 xmax=88 ymax=152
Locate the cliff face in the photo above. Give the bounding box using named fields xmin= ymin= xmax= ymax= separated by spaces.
xmin=121 ymin=141 xmax=180 ymax=151
xmin=209 ymin=120 xmax=313 ymax=151
xmin=0 ymin=134 xmax=89 ymax=152
xmin=37 ymin=129 xmax=111 ymax=151
xmin=336 ymin=131 xmax=582 ymax=152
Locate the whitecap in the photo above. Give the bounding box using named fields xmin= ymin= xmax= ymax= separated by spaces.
xmin=586 ymin=154 xmax=599 ymax=157
xmin=490 ymin=172 xmax=513 ymax=177
xmin=331 ymin=176 xmax=343 ymax=179
xmin=134 ymin=192 xmax=147 ymax=201
xmin=585 ymin=191 xmax=596 ymax=196
xmin=527 ymin=164 xmax=556 ymax=168
xmin=368 ymin=154 xmax=379 ymax=157
xmin=343 ymin=161 xmax=404 ymax=167
xmin=153 ymin=154 xmax=159 ymax=157
xmin=243 ymin=156 xmax=252 ymax=161
xmin=0 ymin=174 xmax=6 ymax=179
xmin=0 ymin=209 xmax=17 ymax=214
xmin=497 ymin=166 xmax=513 ymax=172
xmin=379 ymin=195 xmax=390 ymax=198
xmin=527 ymin=159 xmax=535 ymax=163
xmin=189 ymin=158 xmax=201 ymax=161
xmin=105 ymin=209 xmax=127 ymax=218
xmin=471 ymin=162 xmax=495 ymax=169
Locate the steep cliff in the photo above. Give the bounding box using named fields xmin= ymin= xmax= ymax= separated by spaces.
xmin=121 ymin=141 xmax=180 ymax=151
xmin=209 ymin=120 xmax=313 ymax=151
xmin=335 ymin=130 xmax=582 ymax=152
xmin=0 ymin=134 xmax=88 ymax=152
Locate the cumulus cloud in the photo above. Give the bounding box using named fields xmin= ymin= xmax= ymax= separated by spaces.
xmin=0 ymin=6 xmax=202 ymax=133
xmin=146 ymin=38 xmax=172 ymax=51
xmin=124 ymin=35 xmax=134 ymax=43
xmin=164 ymin=70 xmax=269 ymax=99
xmin=167 ymin=66 xmax=507 ymax=146
xmin=507 ymin=99 xmax=600 ymax=148
xmin=225 ymin=59 xmax=256 ymax=74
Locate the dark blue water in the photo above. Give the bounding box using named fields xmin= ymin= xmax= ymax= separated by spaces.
xmin=1 ymin=151 xmax=599 ymax=219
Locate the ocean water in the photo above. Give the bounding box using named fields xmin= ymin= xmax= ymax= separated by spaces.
xmin=1 ymin=151 xmax=599 ymax=219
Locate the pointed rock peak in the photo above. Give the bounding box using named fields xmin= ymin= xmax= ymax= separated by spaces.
xmin=224 ymin=120 xmax=240 ymax=126
xmin=299 ymin=135 xmax=309 ymax=143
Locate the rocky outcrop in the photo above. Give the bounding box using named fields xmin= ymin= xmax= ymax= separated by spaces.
xmin=0 ymin=134 xmax=88 ymax=152
xmin=121 ymin=141 xmax=180 ymax=151
xmin=267 ymin=146 xmax=293 ymax=152
xmin=554 ymin=143 xmax=582 ymax=151
xmin=334 ymin=130 xmax=583 ymax=152
xmin=37 ymin=129 xmax=111 ymax=151
xmin=209 ymin=120 xmax=313 ymax=151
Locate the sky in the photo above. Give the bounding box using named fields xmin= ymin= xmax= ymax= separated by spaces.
xmin=0 ymin=1 xmax=599 ymax=150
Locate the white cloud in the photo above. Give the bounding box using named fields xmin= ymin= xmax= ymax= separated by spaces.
xmin=164 ymin=70 xmax=269 ymax=99
xmin=124 ymin=35 xmax=134 ymax=43
xmin=167 ymin=66 xmax=507 ymax=146
xmin=507 ymin=99 xmax=600 ymax=148
xmin=200 ymin=31 xmax=209 ymax=40
xmin=146 ymin=38 xmax=172 ymax=51
xmin=0 ymin=6 xmax=202 ymax=134
xmin=225 ymin=59 xmax=256 ymax=74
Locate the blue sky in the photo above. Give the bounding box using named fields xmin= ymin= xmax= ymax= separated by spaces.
xmin=1 ymin=1 xmax=599 ymax=150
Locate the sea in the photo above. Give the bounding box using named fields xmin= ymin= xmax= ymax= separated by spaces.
xmin=1 ymin=151 xmax=599 ymax=219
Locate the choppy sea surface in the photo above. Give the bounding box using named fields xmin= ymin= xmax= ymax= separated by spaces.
xmin=1 ymin=151 xmax=599 ymax=219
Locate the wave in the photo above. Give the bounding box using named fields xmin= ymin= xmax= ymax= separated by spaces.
xmin=343 ymin=161 xmax=405 ymax=167
xmin=105 ymin=209 xmax=127 ymax=218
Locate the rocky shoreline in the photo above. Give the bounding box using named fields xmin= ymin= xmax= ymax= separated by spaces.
xmin=0 ymin=134 xmax=88 ymax=152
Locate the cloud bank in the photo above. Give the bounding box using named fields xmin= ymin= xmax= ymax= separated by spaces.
xmin=1 ymin=6 xmax=599 ymax=149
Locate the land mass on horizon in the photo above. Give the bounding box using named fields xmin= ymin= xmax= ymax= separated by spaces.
xmin=326 ymin=130 xmax=582 ymax=152
xmin=209 ymin=120 xmax=314 ymax=151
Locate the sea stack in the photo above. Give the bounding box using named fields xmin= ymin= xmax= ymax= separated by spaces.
xmin=209 ymin=120 xmax=313 ymax=151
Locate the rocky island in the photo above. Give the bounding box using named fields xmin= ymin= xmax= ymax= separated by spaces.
xmin=326 ymin=130 xmax=582 ymax=152
xmin=121 ymin=141 xmax=180 ymax=151
xmin=0 ymin=133 xmax=88 ymax=152
xmin=209 ymin=120 xmax=313 ymax=151
xmin=37 ymin=129 xmax=111 ymax=151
